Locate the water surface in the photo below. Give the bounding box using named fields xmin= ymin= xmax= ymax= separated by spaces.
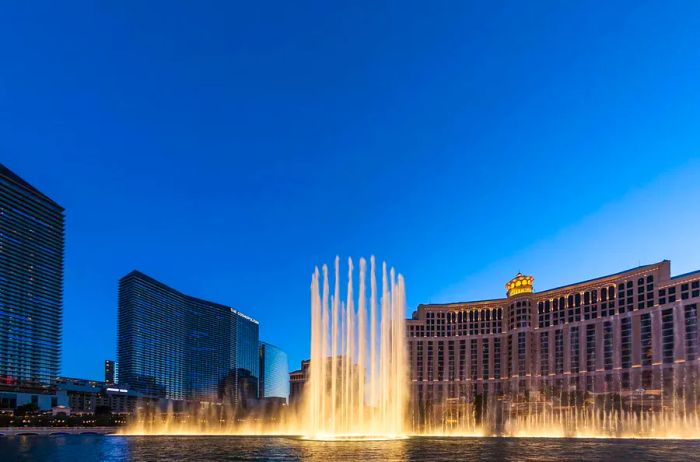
xmin=3 ymin=435 xmax=700 ymax=461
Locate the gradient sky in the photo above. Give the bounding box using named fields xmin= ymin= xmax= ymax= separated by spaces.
xmin=2 ymin=2 xmax=700 ymax=380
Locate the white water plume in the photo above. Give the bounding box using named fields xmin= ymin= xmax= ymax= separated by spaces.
xmin=304 ymin=256 xmax=408 ymax=439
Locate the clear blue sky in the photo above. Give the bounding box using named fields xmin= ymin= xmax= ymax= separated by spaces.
xmin=2 ymin=1 xmax=700 ymax=380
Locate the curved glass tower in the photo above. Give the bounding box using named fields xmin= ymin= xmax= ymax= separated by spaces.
xmin=259 ymin=341 xmax=289 ymax=402
xmin=117 ymin=270 xmax=259 ymax=404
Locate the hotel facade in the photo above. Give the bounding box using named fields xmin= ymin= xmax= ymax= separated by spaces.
xmin=117 ymin=270 xmax=260 ymax=405
xmin=407 ymin=260 xmax=700 ymax=424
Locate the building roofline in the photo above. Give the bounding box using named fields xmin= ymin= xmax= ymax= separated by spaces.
xmin=417 ymin=261 xmax=671 ymax=309
xmin=536 ymin=261 xmax=667 ymax=295
xmin=0 ymin=163 xmax=64 ymax=211
xmin=418 ymin=298 xmax=505 ymax=309
xmin=120 ymin=269 xmax=259 ymax=323
xmin=670 ymin=269 xmax=700 ymax=280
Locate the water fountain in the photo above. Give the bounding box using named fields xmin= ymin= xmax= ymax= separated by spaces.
xmin=303 ymin=256 xmax=408 ymax=440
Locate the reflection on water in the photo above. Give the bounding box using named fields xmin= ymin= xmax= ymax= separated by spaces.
xmin=2 ymin=435 xmax=700 ymax=462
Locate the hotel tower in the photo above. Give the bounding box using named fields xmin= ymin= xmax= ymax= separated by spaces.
xmin=117 ymin=270 xmax=259 ymax=405
xmin=407 ymin=260 xmax=700 ymax=428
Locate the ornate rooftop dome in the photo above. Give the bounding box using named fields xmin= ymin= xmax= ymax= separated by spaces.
xmin=506 ymin=272 xmax=534 ymax=297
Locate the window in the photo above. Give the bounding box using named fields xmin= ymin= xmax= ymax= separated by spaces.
xmin=417 ymin=342 xmax=424 ymax=381
xmin=513 ymin=302 xmax=531 ymax=329
xmin=427 ymin=341 xmax=434 ymax=381
xmin=669 ymin=286 xmax=677 ymax=303
xmin=540 ymin=331 xmax=549 ymax=376
xmin=470 ymin=339 xmax=477 ymax=380
xmin=603 ymin=321 xmax=613 ymax=370
xmin=685 ymin=304 xmax=698 ymax=361
xmin=621 ymin=317 xmax=632 ymax=369
xmin=518 ymin=332 xmax=527 ymax=376
xmin=568 ymin=295 xmax=576 ymax=323
xmin=600 ymin=286 xmax=614 ymax=317
xmin=555 ymin=329 xmax=564 ymax=375
xmin=494 ymin=337 xmax=501 ymax=379
xmin=539 ymin=301 xmax=551 ymax=328
xmin=507 ymin=334 xmax=514 ymax=378
xmin=637 ymin=277 xmax=648 ymax=310
xmin=570 ymin=326 xmax=580 ymax=373
xmin=482 ymin=338 xmax=490 ymax=379
xmin=618 ymin=283 xmax=627 ymax=313
xmin=662 ymin=308 xmax=674 ymax=364
xmin=641 ymin=313 xmax=652 ymax=366
xmin=584 ymin=290 xmax=597 ymax=320
xmin=448 ymin=341 xmax=455 ymax=381
xmin=586 ymin=324 xmax=596 ymax=371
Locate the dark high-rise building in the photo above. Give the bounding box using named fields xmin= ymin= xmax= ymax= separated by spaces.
xmin=117 ymin=270 xmax=259 ymax=404
xmin=104 ymin=360 xmax=115 ymax=385
xmin=259 ymin=342 xmax=289 ymax=402
xmin=0 ymin=164 xmax=64 ymax=387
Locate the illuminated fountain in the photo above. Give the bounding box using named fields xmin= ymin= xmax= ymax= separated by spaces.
xmin=303 ymin=256 xmax=408 ymax=440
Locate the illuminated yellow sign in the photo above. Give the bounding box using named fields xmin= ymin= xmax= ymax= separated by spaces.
xmin=505 ymin=273 xmax=534 ymax=297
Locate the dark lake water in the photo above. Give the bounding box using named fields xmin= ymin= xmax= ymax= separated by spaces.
xmin=3 ymin=435 xmax=700 ymax=462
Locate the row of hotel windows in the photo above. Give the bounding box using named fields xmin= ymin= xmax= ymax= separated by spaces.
xmin=536 ymin=279 xmax=699 ymax=328
xmin=415 ymin=308 xmax=504 ymax=337
xmin=415 ymin=337 xmax=503 ymax=382
xmin=536 ymin=277 xmax=655 ymax=328
xmin=412 ymin=370 xmax=688 ymax=398
xmin=408 ymin=279 xmax=700 ymax=337
xmin=411 ymin=304 xmax=697 ymax=381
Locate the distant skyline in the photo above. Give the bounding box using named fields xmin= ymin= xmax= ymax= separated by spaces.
xmin=2 ymin=2 xmax=700 ymax=379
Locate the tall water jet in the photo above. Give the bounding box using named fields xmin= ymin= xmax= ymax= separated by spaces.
xmin=304 ymin=256 xmax=408 ymax=439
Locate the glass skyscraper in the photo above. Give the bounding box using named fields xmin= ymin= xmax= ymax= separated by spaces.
xmin=259 ymin=341 xmax=289 ymax=402
xmin=0 ymin=164 xmax=64 ymax=387
xmin=117 ymin=270 xmax=259 ymax=404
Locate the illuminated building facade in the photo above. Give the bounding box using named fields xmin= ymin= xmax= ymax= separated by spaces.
xmin=289 ymin=359 xmax=309 ymax=406
xmin=0 ymin=163 xmax=64 ymax=387
xmin=117 ymin=270 xmax=259 ymax=404
xmin=407 ymin=260 xmax=700 ymax=423
xmin=259 ymin=342 xmax=289 ymax=402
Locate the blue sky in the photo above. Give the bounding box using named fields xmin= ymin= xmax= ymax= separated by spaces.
xmin=1 ymin=1 xmax=699 ymax=379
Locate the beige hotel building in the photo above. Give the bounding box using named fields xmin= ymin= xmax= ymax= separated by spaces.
xmin=407 ymin=260 xmax=700 ymax=418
